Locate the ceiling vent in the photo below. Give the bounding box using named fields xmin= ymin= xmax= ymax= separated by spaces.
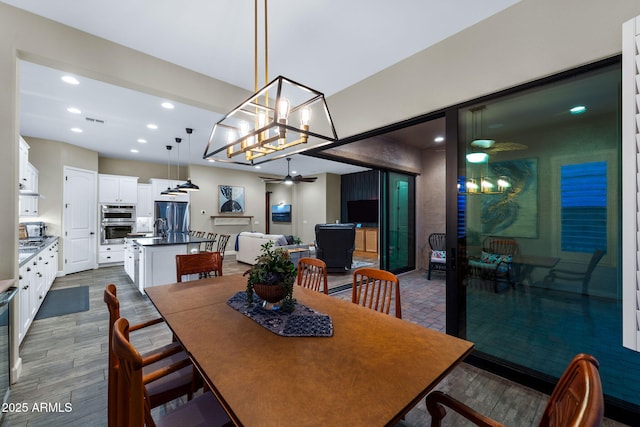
xmin=85 ymin=117 xmax=105 ymax=124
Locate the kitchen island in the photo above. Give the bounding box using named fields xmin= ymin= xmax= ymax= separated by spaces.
xmin=127 ymin=233 xmax=218 ymax=294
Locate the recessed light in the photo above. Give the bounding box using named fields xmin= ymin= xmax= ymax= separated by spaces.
xmin=161 ymin=102 xmax=175 ymax=109
xmin=434 ymin=136 xmax=444 ymax=143
xmin=130 ymin=149 xmax=139 ymax=153
xmin=70 ymin=127 xmax=83 ymax=133
xmin=254 ymin=165 xmax=261 ymax=169
xmin=67 ymin=107 xmax=81 ymax=114
xmin=147 ymin=124 xmax=158 ymax=130
xmin=570 ymin=105 xmax=586 ymax=114
xmin=137 ymin=138 xmax=147 ymax=143
xmin=291 ymin=170 xmax=297 ymax=174
xmin=61 ymin=75 xmax=79 ymax=85
xmin=208 ymin=159 xmax=215 ymax=163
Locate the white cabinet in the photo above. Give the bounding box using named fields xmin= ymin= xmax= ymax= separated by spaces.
xmin=99 ymin=244 xmax=124 ymax=264
xmin=18 ymin=238 xmax=60 ymax=344
xmin=150 ymin=178 xmax=190 ymax=202
xmin=99 ymin=174 xmax=139 ymax=204
xmin=19 ymin=136 xmax=30 ymax=190
xmin=137 ymin=183 xmax=154 ymax=217
xmin=123 ymin=241 xmax=136 ymax=282
xmin=19 ymin=163 xmax=39 ymax=217
xmin=18 ymin=264 xmax=32 ymax=344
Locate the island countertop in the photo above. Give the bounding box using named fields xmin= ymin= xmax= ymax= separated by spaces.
xmin=132 ymin=233 xmax=216 ymax=247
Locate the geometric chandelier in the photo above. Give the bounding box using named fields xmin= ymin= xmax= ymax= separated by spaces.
xmin=203 ymin=0 xmax=338 ymax=165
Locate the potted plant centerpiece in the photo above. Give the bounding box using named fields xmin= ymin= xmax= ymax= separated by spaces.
xmin=244 ymin=241 xmax=296 ymax=312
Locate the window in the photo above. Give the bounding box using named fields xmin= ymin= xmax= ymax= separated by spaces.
xmin=560 ymin=161 xmax=607 ymax=253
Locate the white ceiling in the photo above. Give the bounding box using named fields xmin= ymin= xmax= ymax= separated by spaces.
xmin=7 ymin=0 xmax=520 ymax=177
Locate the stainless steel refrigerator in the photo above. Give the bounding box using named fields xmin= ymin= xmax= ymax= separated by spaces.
xmin=154 ymin=201 xmax=189 ymax=235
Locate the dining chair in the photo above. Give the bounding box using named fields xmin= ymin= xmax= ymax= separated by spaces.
xmin=202 ymin=232 xmax=218 ymax=252
xmin=112 ymin=317 xmax=232 ymax=427
xmin=426 ymin=353 xmax=604 ymax=427
xmin=216 ymin=234 xmax=231 ymax=262
xmin=195 ymin=231 xmax=206 ymax=238
xmin=297 ymin=257 xmax=328 ymax=294
xmin=352 ymin=267 xmax=402 ymax=319
xmin=103 ymin=284 xmax=199 ymax=427
xmin=176 ymin=252 xmax=223 ymax=282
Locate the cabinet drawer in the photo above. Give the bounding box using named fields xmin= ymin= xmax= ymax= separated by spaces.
xmin=99 ymin=250 xmax=124 ymax=263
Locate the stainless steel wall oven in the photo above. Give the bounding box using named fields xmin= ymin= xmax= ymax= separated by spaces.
xmin=101 ymin=205 xmax=135 ymax=244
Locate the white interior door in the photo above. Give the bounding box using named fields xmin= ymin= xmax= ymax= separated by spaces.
xmin=63 ymin=166 xmax=97 ymax=274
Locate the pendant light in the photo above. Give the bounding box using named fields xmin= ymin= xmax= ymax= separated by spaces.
xmin=178 ymin=127 xmax=200 ymax=191
xmin=160 ymin=145 xmax=174 ymax=195
xmin=169 ymin=137 xmax=187 ymax=195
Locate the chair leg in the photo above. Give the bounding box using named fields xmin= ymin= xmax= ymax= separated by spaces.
xmin=428 ymin=264 xmax=432 ymax=280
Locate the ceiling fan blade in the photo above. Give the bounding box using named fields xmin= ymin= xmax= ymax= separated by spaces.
xmin=293 ymin=175 xmax=318 ymax=183
xmin=260 ymin=176 xmax=284 ymax=182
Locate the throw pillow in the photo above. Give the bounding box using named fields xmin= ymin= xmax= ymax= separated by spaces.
xmin=431 ymin=250 xmax=446 ymax=263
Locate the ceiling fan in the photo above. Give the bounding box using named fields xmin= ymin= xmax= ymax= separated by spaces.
xmin=260 ymin=158 xmax=318 ymax=185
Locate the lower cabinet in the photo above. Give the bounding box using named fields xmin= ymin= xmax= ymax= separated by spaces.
xmin=99 ymin=244 xmax=124 ymax=264
xmin=18 ymin=238 xmax=59 ymax=345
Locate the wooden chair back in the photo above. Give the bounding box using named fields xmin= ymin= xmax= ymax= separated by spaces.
xmin=426 ymin=353 xmax=603 ymax=427
xmin=176 ymin=252 xmax=223 ymax=282
xmin=112 ymin=317 xmax=149 ymax=426
xmin=103 ymin=284 xmax=121 ymax=427
xmin=352 ymin=268 xmax=401 ymax=318
xmin=216 ymin=234 xmax=231 ymax=261
xmin=539 ymin=354 xmax=604 ymax=427
xmin=297 ymin=257 xmax=328 ymax=294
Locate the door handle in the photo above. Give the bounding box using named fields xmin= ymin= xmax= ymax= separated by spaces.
xmin=449 ymin=247 xmax=457 ymax=271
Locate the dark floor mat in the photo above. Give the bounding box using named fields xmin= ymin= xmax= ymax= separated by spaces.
xmin=35 ymin=286 xmax=90 ymax=320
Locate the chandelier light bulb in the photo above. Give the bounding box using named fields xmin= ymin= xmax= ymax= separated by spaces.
xmin=301 ymin=108 xmax=311 ymax=126
xmin=277 ymin=97 xmax=290 ymax=122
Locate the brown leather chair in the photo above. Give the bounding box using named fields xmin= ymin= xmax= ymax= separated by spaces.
xmin=103 ymin=284 xmax=199 ymax=427
xmin=112 ymin=317 xmax=232 ymax=427
xmin=352 ymin=268 xmax=402 ymax=319
xmin=297 ymin=257 xmax=328 ymax=294
xmin=176 ymin=252 xmax=223 ymax=282
xmin=426 ymin=353 xmax=604 ymax=427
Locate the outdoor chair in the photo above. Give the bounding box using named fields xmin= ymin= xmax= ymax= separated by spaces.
xmin=112 ymin=317 xmax=232 ymax=427
xmin=352 ymin=267 xmax=401 ymax=319
xmin=103 ymin=284 xmax=198 ymax=427
xmin=426 ymin=353 xmax=604 ymax=427
xmin=297 ymin=257 xmax=328 ymax=294
xmin=176 ymin=252 xmax=223 ymax=282
xmin=428 ymin=232 xmax=446 ymax=280
xmin=467 ymin=236 xmax=519 ymax=292
xmin=544 ymin=249 xmax=605 ymax=295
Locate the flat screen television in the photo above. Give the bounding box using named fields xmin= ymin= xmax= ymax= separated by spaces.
xmin=347 ymin=199 xmax=378 ymax=224
xmin=271 ymin=204 xmax=292 ymax=222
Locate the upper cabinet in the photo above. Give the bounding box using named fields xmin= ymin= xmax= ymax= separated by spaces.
xmin=137 ymin=183 xmax=154 ymax=217
xmin=149 ymin=178 xmax=190 ymax=202
xmin=19 ymin=136 xmax=31 ymax=191
xmin=99 ymin=174 xmax=138 ymax=204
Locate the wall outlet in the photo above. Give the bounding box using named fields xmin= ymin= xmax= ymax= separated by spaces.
xmin=200 ymin=209 xmax=206 ymax=215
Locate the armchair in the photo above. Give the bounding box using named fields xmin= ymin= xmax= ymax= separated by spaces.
xmin=314 ymin=223 xmax=356 ymax=273
xmin=428 ymin=233 xmax=446 ymax=280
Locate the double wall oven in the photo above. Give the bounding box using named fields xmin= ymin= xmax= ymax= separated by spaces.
xmin=100 ymin=205 xmax=135 ymax=244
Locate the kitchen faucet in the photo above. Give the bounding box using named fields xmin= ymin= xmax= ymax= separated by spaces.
xmin=154 ymin=218 xmax=167 ymax=238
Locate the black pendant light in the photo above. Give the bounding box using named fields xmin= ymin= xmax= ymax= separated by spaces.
xmin=169 ymin=137 xmax=188 ymax=195
xmin=178 ymin=128 xmax=200 ymax=191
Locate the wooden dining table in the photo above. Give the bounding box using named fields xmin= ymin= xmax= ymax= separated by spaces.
xmin=145 ymin=274 xmax=473 ymax=426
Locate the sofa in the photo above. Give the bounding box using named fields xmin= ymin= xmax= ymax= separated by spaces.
xmin=314 ymin=223 xmax=356 ymax=273
xmin=236 ymin=232 xmax=291 ymax=265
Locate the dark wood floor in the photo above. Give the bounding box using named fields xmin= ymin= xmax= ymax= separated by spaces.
xmin=2 ymin=257 xmax=626 ymax=426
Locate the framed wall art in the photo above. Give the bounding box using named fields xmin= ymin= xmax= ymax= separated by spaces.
xmin=219 ymin=185 xmax=245 ymax=213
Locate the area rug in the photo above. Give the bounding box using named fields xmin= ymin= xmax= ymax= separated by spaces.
xmin=35 ymin=286 xmax=90 ymax=320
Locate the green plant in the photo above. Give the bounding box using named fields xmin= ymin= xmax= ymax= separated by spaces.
xmin=292 ymin=236 xmax=302 ymax=245
xmin=244 ymin=241 xmax=296 ymax=311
